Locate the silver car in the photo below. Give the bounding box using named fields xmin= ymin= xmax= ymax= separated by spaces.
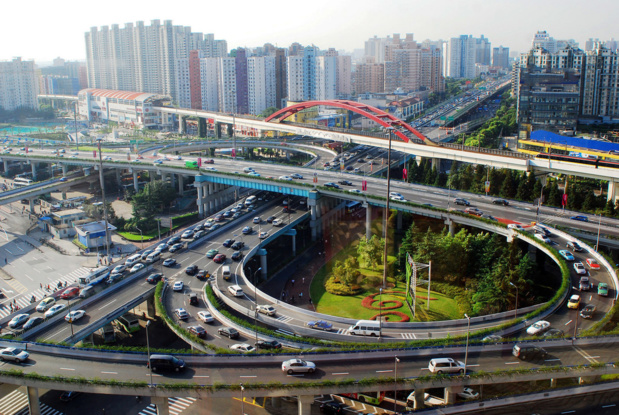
xmin=0 ymin=347 xmax=29 ymax=363
xmin=282 ymin=359 xmax=316 ymax=375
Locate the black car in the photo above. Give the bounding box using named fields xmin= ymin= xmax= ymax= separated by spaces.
xmin=146 ymin=273 xmax=164 ymax=284
xmin=492 ymin=199 xmax=509 ymax=206
xmin=345 ymin=166 xmax=353 ymax=171
xmin=231 ymin=241 xmax=245 ymax=250
xmin=23 ymin=317 xmax=44 ymax=330
xmin=323 ymin=182 xmax=340 ymax=189
xmin=188 ymin=293 xmax=199 ymax=306
xmin=218 ymin=327 xmax=239 ymax=339
xmin=512 ymin=344 xmax=548 ymax=360
xmin=167 ymin=235 xmax=182 ymax=246
xmin=196 ymin=270 xmax=209 ymax=281
xmin=282 ymin=207 xmax=295 ymax=213
xmin=454 ymin=198 xmax=470 ymax=206
xmin=231 ymin=251 xmax=243 ymax=261
xmin=188 ymin=325 xmax=206 ymax=338
xmin=567 ymin=241 xmax=584 ymax=252
xmin=185 ymin=265 xmax=198 ymax=275
xmin=338 ymin=180 xmax=353 ymax=186
xmin=320 ymin=401 xmax=346 ymax=414
xmin=266 ymin=215 xmax=276 ymax=223
xmin=222 ymin=210 xmax=233 ymax=218
xmin=222 ymin=239 xmax=235 ymax=248
xmin=255 ymin=340 xmax=282 ymax=350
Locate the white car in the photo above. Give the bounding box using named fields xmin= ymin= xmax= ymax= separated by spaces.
xmin=573 ymin=262 xmax=587 ymax=275
xmin=257 ymin=305 xmax=276 ymax=316
xmin=535 ymin=233 xmax=551 ymax=244
xmin=173 ymin=281 xmax=184 ymax=291
xmin=507 ymin=224 xmax=524 ymax=230
xmin=272 ymin=219 xmax=283 ymax=227
xmin=348 ymin=189 xmax=363 ymax=194
xmin=229 ymin=343 xmax=256 ymax=353
xmin=253 ymin=217 xmax=261 ymax=224
xmin=130 ymin=263 xmax=145 ymax=273
xmin=181 ymin=229 xmax=194 ymax=239
xmin=112 ymin=264 xmax=127 ymax=274
xmin=457 ymin=387 xmax=479 ymax=400
xmin=282 ymin=358 xmax=316 ymax=374
xmin=390 ymin=195 xmax=406 ymax=202
xmin=65 ymin=310 xmax=86 ymax=323
xmin=197 ymin=311 xmax=214 ymax=323
xmin=36 ymin=297 xmax=56 ymax=312
xmin=259 ymin=231 xmax=268 ymax=239
xmin=278 ymin=175 xmax=293 ymax=181
xmin=526 ymin=320 xmax=551 ymax=336
xmin=44 ymin=304 xmax=67 ymax=318
xmin=389 ymin=192 xmax=403 ymax=199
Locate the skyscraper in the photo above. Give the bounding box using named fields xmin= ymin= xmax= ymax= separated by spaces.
xmin=447 ymin=35 xmax=487 ymax=79
xmin=247 ymin=56 xmax=276 ymax=115
xmin=492 ymin=46 xmax=510 ymax=69
xmin=0 ymin=57 xmax=38 ymax=110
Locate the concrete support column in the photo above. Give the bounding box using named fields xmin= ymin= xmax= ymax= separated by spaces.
xmin=297 ymin=395 xmax=314 ymax=415
xmin=152 ymin=396 xmax=170 ymax=415
xmin=412 ymin=389 xmax=425 ymax=410
xmin=270 ymin=397 xmax=282 ymax=408
xmin=61 ymin=191 xmax=67 ymax=200
xmin=31 ymin=163 xmax=38 ymax=180
xmin=197 ymin=185 xmax=204 ymax=218
xmin=445 ymin=387 xmax=456 ymax=405
xmin=116 ymin=169 xmax=121 ymax=186
xmin=292 ymin=234 xmax=296 ymax=256
xmin=215 ymin=122 xmax=222 ymax=138
xmin=29 ymin=199 xmax=35 ymax=212
xmin=260 ymin=251 xmax=267 ymax=277
xmin=365 ymin=203 xmax=372 ymax=240
xmin=431 ymin=157 xmax=441 ymax=171
xmin=396 ymin=211 xmax=403 ymax=230
xmin=146 ymin=295 xmax=157 ymax=318
xmin=3 ymin=160 xmax=8 ymax=172
xmin=133 ymin=171 xmax=139 ymax=191
xmin=150 ymin=172 xmax=156 ymax=182
xmin=26 ymin=386 xmax=41 ymax=415
xmin=170 ymin=173 xmax=176 ymax=189
xmin=608 ymin=180 xmax=618 ymax=202
xmin=49 ymin=163 xmax=53 ymax=177
xmin=449 ymin=220 xmax=455 ymax=236
xmin=178 ymin=175 xmax=184 ymax=194
xmin=285 ymin=150 xmax=290 ymax=160
xmin=178 ymin=115 xmax=185 ymax=134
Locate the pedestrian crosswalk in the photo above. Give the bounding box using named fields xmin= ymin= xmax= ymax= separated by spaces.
xmin=401 ymin=333 xmax=416 ymax=339
xmin=275 ymin=328 xmax=296 ymax=337
xmin=0 ymin=389 xmax=64 ymax=415
xmin=0 ymin=267 xmax=92 ymax=318
xmin=335 ymin=328 xmax=348 ymax=335
xmin=137 ymin=397 xmax=197 ymax=415
xmin=276 ymin=315 xmax=293 ymax=323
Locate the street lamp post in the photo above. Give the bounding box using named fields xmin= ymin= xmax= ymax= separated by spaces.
xmin=382 ymin=126 xmax=394 ymax=288
xmin=536 ymin=183 xmax=546 ymax=223
xmin=463 ymin=313 xmax=471 ymax=376
xmin=136 ymin=226 xmax=143 ymax=249
xmin=96 ymin=139 xmax=112 ymax=263
xmin=73 ymin=101 xmax=79 ymax=152
xmin=394 ymin=356 xmax=400 ymax=412
xmin=240 ymin=383 xmax=245 ymax=415
xmin=253 ymin=267 xmax=262 ymax=344
xmin=146 ymin=320 xmax=153 ymax=387
xmin=509 ymin=282 xmax=518 ymax=320
xmin=231 ymin=114 xmax=236 ymax=160
xmin=595 ymin=214 xmax=602 ymax=251
xmin=379 ymin=287 xmax=383 ymax=338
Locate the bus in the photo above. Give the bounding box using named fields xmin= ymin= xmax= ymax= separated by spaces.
xmin=116 ymin=313 xmax=141 ymax=333
xmin=79 ymin=266 xmax=111 ymax=286
xmin=185 ymin=160 xmax=198 ymax=169
xmin=13 ymin=177 xmax=34 ymax=187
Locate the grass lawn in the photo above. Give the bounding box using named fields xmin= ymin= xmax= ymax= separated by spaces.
xmin=309 ymin=248 xmax=461 ymax=322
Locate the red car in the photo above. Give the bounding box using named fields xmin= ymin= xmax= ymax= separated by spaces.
xmin=586 ymin=258 xmax=601 ymax=270
xmin=215 ymin=214 xmax=225 ymax=222
xmin=60 ymin=287 xmax=80 ymax=300
xmin=203 ymin=159 xmax=214 ymax=164
xmin=213 ymin=254 xmax=226 ymax=264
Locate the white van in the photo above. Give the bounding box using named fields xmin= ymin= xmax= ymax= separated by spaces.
xmin=243 ymin=167 xmax=254 ymax=173
xmin=245 ymin=195 xmax=257 ymax=206
xmin=228 ymin=285 xmax=244 ymax=297
xmin=125 ymin=254 xmax=142 ymax=267
xmin=221 ymin=265 xmax=231 ymax=281
xmin=145 ymin=251 xmax=161 ymax=264
xmin=348 ymin=320 xmax=381 ymax=336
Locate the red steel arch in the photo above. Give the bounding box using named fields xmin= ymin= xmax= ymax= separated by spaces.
xmin=264 ymin=100 xmax=434 ymax=145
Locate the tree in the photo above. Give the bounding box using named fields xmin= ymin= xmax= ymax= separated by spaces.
xmin=259 ymin=107 xmax=278 ymax=118
xmin=605 ymin=199 xmax=616 ymax=217
xmin=357 ymin=235 xmax=384 ymax=270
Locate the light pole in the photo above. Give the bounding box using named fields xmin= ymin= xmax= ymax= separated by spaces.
xmin=136 ymin=226 xmax=143 ymax=249
xmin=394 ymin=356 xmax=400 ymax=412
xmin=73 ymin=101 xmax=79 ymax=152
xmin=96 ymin=139 xmax=112 ymax=263
xmin=509 ymin=282 xmax=518 ymax=320
xmin=240 ymin=383 xmax=245 ymax=415
xmin=463 ymin=313 xmax=471 ymax=376
xmin=536 ymin=182 xmax=546 ymax=223
xmin=379 ymin=287 xmax=383 ymax=338
xmin=253 ymin=267 xmax=262 ymax=344
xmin=146 ymin=320 xmax=153 ymax=387
xmin=231 ymin=114 xmax=236 ymax=160
xmin=595 ymin=214 xmax=602 ymax=251
xmin=382 ymin=126 xmax=394 ymax=288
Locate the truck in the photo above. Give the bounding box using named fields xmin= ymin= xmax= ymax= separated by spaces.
xmin=78 ymin=266 xmax=111 ymax=286
xmin=185 ymin=160 xmax=198 ymax=169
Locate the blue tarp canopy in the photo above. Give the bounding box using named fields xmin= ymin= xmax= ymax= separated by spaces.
xmin=531 ymin=130 xmax=619 ymax=153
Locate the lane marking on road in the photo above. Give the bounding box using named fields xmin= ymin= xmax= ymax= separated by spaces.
xmin=59 ymin=367 xmax=75 ymax=371
xmin=240 ymin=375 xmax=257 ymax=378
xmin=505 ymin=362 xmax=520 ymax=365
xmin=573 ymin=346 xmax=600 ymax=363
xmin=565 ymin=320 xmax=573 ymax=326
xmin=376 ymin=370 xmax=393 ymax=373
xmin=194 ymin=375 xmax=209 ymax=378
xmin=467 ymin=364 xmax=480 ymax=367
xmin=146 ymin=373 xmax=163 ymax=377
xmin=287 ymin=374 xmax=304 ymax=377
xmin=101 ymin=371 xmax=118 ymax=374
xmin=22 ymin=274 xmax=33 ymax=281
xmin=545 ymin=358 xmax=561 ymax=362
xmin=602 ymin=404 xmax=616 ymax=408
xmin=332 ymin=372 xmax=349 ymax=375
xmin=561 ymin=411 xmax=576 ymax=414
xmin=97 ymin=299 xmax=117 ymax=311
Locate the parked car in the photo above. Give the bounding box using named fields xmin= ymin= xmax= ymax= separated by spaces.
xmin=218 ymin=327 xmax=239 ymax=339
xmin=282 ymin=359 xmax=316 ymax=374
xmin=526 ymin=320 xmax=551 ymax=335
xmin=457 ymin=387 xmax=479 ymax=400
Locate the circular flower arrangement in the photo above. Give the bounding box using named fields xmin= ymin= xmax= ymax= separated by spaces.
xmin=361 ymin=290 xmax=406 ymax=310
xmin=371 ymin=311 xmax=410 ymax=322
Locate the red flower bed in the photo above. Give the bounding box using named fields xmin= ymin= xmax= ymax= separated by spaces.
xmin=370 ymin=311 xmax=410 ymax=322
xmin=361 ymin=290 xmax=407 ymax=310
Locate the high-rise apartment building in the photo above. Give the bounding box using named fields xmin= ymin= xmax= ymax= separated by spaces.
xmin=447 ymin=35 xmax=490 ymax=79
xmin=531 ymin=31 xmax=578 ymax=54
xmin=0 ymin=58 xmax=38 ymax=110
xmin=492 ymin=46 xmax=510 ymax=69
xmin=235 ymin=48 xmax=249 ymax=114
xmin=199 ymin=58 xmax=219 ymax=112
xmin=85 ymin=20 xmax=227 ymax=106
xmin=273 ymin=48 xmax=288 ymax=108
xmin=420 ymin=46 xmax=445 ymax=93
xmin=336 ymin=55 xmax=352 ymax=97
xmin=247 ymin=56 xmax=276 ymax=115
xmin=354 ymin=57 xmax=385 ymax=94
xmin=217 ymin=58 xmax=237 ymax=113
xmin=581 ymin=45 xmax=619 ymax=120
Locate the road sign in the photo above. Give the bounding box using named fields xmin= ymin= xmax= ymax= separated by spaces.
xmin=159 ymin=217 xmax=172 ymax=228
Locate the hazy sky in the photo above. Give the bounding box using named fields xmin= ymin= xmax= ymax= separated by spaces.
xmin=4 ymin=0 xmax=618 ymax=63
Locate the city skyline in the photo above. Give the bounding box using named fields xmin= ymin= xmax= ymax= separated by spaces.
xmin=4 ymin=0 xmax=619 ymax=63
